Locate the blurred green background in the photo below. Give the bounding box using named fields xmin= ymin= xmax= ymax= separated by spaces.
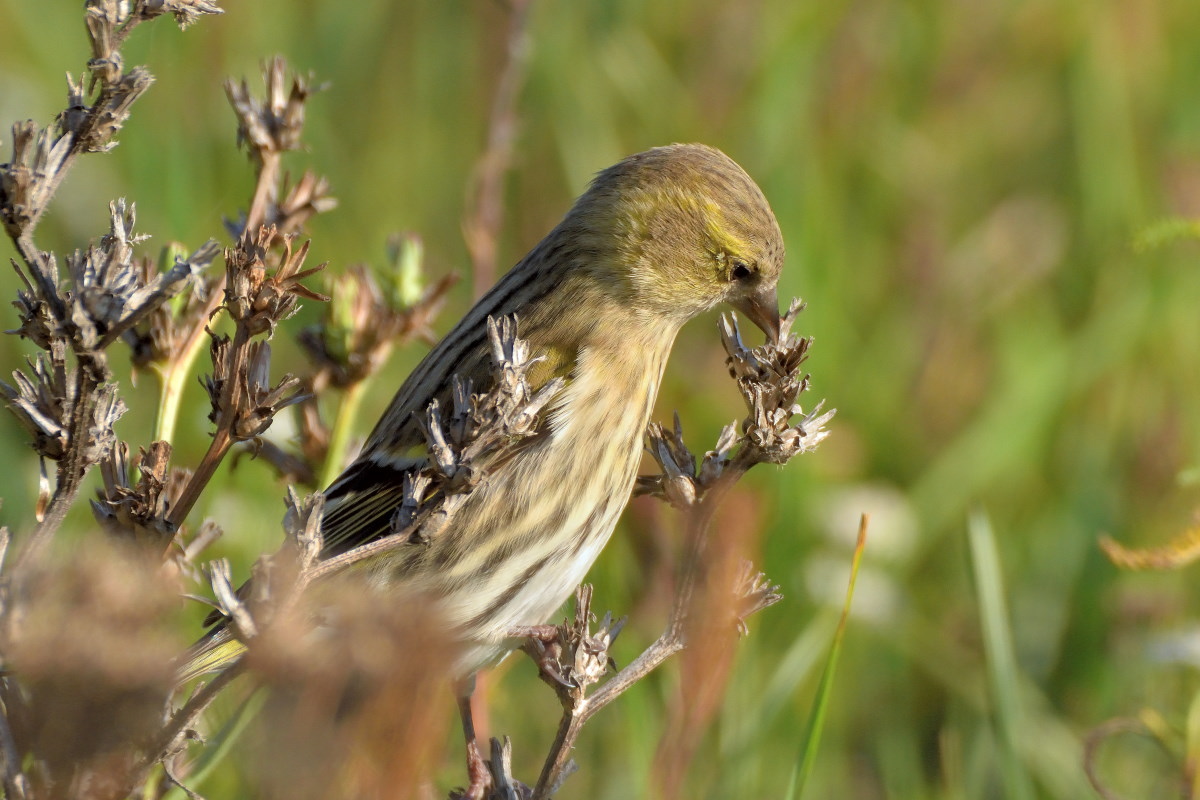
xmin=3 ymin=0 xmax=1200 ymax=797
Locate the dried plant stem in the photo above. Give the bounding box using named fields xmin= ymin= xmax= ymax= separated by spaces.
xmin=319 ymin=378 xmax=366 ymax=488
xmin=464 ymin=0 xmax=533 ymax=299
xmin=17 ymin=369 xmax=103 ymax=566
xmin=13 ymin=232 xmax=68 ymax=321
xmin=245 ymin=151 xmax=282 ymax=239
xmin=105 ymin=6 xmax=157 ymax=53
xmin=166 ymin=324 xmax=252 ymax=529
xmin=4 ymin=13 xmax=183 ymax=560
xmin=167 ymin=422 xmax=235 ymax=528
xmin=162 ymin=138 xmax=292 ymax=525
xmin=532 ymin=469 xmax=739 ymax=798
xmin=121 ymin=662 xmax=247 ymax=796
xmin=8 ymin=139 xmax=108 ymax=562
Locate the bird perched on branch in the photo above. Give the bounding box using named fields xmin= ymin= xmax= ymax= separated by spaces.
xmin=181 ymin=142 xmax=785 ymax=792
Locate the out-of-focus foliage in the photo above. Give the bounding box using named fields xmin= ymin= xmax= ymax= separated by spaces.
xmin=2 ymin=0 xmax=1199 ymax=797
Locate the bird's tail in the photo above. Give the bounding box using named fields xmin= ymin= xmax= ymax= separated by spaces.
xmin=175 ymin=622 xmax=247 ymax=685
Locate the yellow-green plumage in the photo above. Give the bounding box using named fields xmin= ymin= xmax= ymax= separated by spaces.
xmin=181 ymin=143 xmax=785 ymax=681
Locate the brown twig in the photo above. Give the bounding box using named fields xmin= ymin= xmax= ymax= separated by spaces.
xmin=3 ymin=71 xmax=151 ymax=562
xmin=165 ymin=60 xmax=328 ymax=528
xmin=122 ymin=661 xmax=247 ymax=794
xmin=531 ymin=470 xmax=737 ymax=797
xmin=16 ymin=372 xmax=100 ymax=566
xmin=0 ymin=5 xmax=222 ymax=564
xmin=463 ymin=0 xmax=534 ymax=299
xmin=165 ymin=325 xmax=250 ymax=529
xmin=244 ymin=152 xmax=282 ymax=240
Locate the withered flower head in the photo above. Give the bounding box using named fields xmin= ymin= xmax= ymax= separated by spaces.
xmin=125 ymin=245 xmax=221 ymax=371
xmin=225 ymin=57 xmax=322 ymax=164
xmin=224 ymin=227 xmax=327 ymax=336
xmin=0 ymin=120 xmax=72 ymax=238
xmin=721 ymin=299 xmax=833 ymax=463
xmin=204 ymin=338 xmax=306 ymax=441
xmin=296 ymin=246 xmax=455 ymax=391
xmin=92 ymin=440 xmax=183 ymax=547
xmin=0 ymin=341 xmax=127 ymax=463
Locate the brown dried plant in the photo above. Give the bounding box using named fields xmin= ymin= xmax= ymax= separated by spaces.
xmin=0 ymin=4 xmax=833 ymax=800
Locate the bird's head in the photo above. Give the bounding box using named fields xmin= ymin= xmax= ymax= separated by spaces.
xmin=570 ymin=143 xmax=785 ymax=341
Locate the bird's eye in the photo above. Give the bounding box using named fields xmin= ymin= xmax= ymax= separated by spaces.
xmin=731 ymin=261 xmax=752 ymax=281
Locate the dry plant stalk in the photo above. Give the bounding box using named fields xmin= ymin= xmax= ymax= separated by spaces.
xmin=0 ymin=5 xmax=362 ymax=797
xmin=462 ymin=0 xmax=534 ymax=300
xmin=0 ymin=3 xmax=834 ymax=799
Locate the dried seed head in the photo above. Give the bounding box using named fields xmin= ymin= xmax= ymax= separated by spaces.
xmin=79 ymin=67 xmax=155 ymax=151
xmin=240 ymin=341 xmax=305 ymax=437
xmin=224 ymin=228 xmax=327 ymax=336
xmin=126 ymin=245 xmax=220 ymax=370
xmin=720 ymin=303 xmax=833 ymax=464
xmin=0 ymin=121 xmax=72 ymax=237
xmin=226 ymin=58 xmax=323 ymax=165
xmin=92 ymin=440 xmax=181 ymax=547
xmin=141 ymin=0 xmax=224 ymax=29
xmin=274 ymin=170 xmax=337 ymax=234
xmin=204 ymin=337 xmax=307 ymax=441
xmin=0 ymin=342 xmax=72 ymax=460
xmin=0 ymin=341 xmax=127 ymax=464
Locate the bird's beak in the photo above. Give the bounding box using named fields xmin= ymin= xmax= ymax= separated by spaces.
xmin=732 ymin=284 xmax=781 ymax=343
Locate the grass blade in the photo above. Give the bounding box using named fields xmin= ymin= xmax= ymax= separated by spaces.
xmin=967 ymin=508 xmax=1035 ymax=800
xmin=790 ymin=513 xmax=869 ymax=799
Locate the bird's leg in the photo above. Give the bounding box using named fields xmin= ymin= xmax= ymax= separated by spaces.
xmin=456 ymin=680 xmax=493 ymax=800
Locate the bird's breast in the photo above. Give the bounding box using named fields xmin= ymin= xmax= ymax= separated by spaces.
xmin=420 ymin=338 xmax=675 ymax=668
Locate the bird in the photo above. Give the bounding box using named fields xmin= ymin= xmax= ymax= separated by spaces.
xmin=180 ymin=142 xmax=784 ymax=789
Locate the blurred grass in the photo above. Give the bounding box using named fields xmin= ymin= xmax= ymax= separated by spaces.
xmin=2 ymin=0 xmax=1200 ymax=797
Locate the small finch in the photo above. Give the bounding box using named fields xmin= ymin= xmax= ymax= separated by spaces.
xmin=182 ymin=143 xmax=784 ymax=690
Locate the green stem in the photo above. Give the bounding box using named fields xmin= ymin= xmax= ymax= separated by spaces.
xmin=156 ymin=282 xmax=227 ymax=444
xmin=153 ymin=360 xmax=187 ymax=445
xmin=320 ymin=380 xmax=367 ymax=488
xmin=792 ymin=513 xmax=868 ymax=799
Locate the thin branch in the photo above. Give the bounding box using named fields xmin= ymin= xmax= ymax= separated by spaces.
xmin=166 ymin=60 xmax=327 ymax=529
xmin=244 ymin=151 xmax=282 ymax=240
xmin=164 ymin=326 xmax=248 ymax=529
xmin=531 ymin=470 xmax=735 ymax=797
xmin=463 ymin=0 xmax=534 ymax=299
xmin=0 ymin=7 xmax=215 ymax=562
xmin=16 ymin=368 xmax=104 ymax=566
xmin=121 ymin=662 xmax=247 ymax=795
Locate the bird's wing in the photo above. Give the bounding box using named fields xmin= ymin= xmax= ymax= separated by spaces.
xmin=318 ymin=456 xmax=427 ymax=556
xmin=316 ymin=259 xmax=576 ymax=558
